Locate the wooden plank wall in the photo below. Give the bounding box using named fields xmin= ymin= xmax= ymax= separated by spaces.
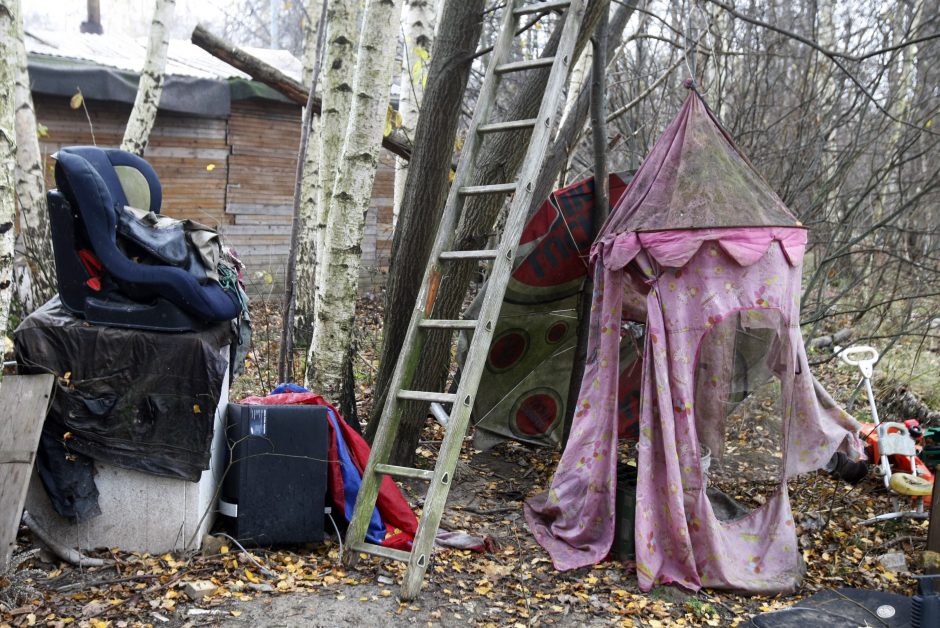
xmin=35 ymin=96 xmax=229 ymax=229
xmin=33 ymin=93 xmax=395 ymax=301
xmin=222 ymin=100 xmax=297 ymax=301
xmin=360 ymin=151 xmax=395 ymax=294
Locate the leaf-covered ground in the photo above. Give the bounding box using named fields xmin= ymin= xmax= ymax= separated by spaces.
xmin=2 ymin=300 xmax=935 ymax=627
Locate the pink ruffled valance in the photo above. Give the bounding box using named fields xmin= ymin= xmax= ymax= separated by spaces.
xmin=592 ymin=226 xmax=807 ymax=271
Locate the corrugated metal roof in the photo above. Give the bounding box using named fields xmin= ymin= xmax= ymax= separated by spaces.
xmin=25 ymin=30 xmax=303 ymax=82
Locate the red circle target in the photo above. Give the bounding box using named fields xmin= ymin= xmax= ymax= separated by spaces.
xmin=511 ymin=389 xmax=561 ymax=437
xmin=487 ymin=329 xmax=529 ymax=372
xmin=545 ymin=321 xmax=568 ymax=344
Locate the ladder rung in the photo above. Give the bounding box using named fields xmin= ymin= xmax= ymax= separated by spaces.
xmin=419 ymin=319 xmax=478 ymax=330
xmin=350 ymin=541 xmax=411 ymax=563
xmin=429 ymin=402 xmax=449 ymax=427
xmin=514 ymin=1 xmax=571 ymax=16
xmin=477 ymin=118 xmax=538 ymax=134
xmin=374 ymin=463 xmax=435 ymax=481
xmin=438 ymin=249 xmax=499 ymax=261
xmin=397 ymin=390 xmax=457 ymax=404
xmin=458 ymin=182 xmax=517 ymax=196
xmin=495 ymin=57 xmax=555 ymax=74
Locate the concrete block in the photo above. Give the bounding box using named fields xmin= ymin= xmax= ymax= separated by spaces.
xmin=24 ymin=347 xmax=231 ymax=554
xmin=183 ymin=580 xmax=218 ymax=600
xmin=878 ymin=551 xmax=908 ymax=572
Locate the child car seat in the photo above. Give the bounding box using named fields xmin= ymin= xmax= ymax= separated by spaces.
xmin=47 ymin=146 xmax=241 ymax=331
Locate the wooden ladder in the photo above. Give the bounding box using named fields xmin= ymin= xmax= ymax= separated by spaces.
xmin=344 ymin=0 xmax=587 ymax=599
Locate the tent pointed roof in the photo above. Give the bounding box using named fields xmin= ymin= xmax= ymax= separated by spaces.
xmin=600 ymin=91 xmax=801 ymax=237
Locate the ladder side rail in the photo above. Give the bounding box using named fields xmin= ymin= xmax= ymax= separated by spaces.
xmin=399 ymin=0 xmax=587 ymax=599
xmin=343 ymin=0 xmax=523 ymax=558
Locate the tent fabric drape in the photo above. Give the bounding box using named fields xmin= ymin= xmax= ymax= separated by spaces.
xmin=526 ymin=242 xmax=862 ymax=592
xmin=597 ymin=94 xmax=801 ymax=235
xmin=593 ymin=226 xmax=808 ymax=271
xmin=525 ymin=91 xmax=863 ymax=593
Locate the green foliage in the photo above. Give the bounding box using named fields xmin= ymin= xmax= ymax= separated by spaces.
xmin=685 ymin=598 xmax=718 ymax=619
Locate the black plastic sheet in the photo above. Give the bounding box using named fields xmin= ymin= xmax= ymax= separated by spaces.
xmin=15 ymin=297 xmax=232 ymax=521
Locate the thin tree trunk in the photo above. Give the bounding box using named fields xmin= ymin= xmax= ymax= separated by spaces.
xmin=558 ymin=44 xmax=592 ymax=184
xmin=0 ymin=1 xmax=21 ymax=350
xmin=392 ymin=0 xmax=440 ymax=226
xmin=292 ymin=113 xmax=321 ymax=353
xmin=80 ymin=0 xmax=103 ymax=34
xmin=288 ymin=0 xmax=326 ymax=358
xmin=375 ymin=0 xmax=612 ymax=466
xmin=121 ymin=0 xmax=175 ymax=155
xmin=306 ymin=0 xmax=405 ymax=400
xmin=297 ymin=0 xmax=359 ymax=387
xmin=563 ymin=5 xmax=608 ymax=444
xmin=290 ymin=0 xmax=329 ymax=358
xmin=365 ymin=0 xmax=486 ymax=442
xmin=277 ymin=0 xmax=328 ymax=384
xmin=12 ymin=0 xmax=55 ymax=314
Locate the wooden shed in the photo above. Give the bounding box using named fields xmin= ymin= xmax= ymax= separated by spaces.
xmin=26 ymin=31 xmax=395 ymax=299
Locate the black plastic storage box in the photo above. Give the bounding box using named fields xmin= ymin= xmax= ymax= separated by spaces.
xmin=220 ymin=404 xmax=329 ymax=545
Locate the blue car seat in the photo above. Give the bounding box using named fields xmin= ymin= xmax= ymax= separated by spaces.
xmin=47 ymin=146 xmax=241 ymax=331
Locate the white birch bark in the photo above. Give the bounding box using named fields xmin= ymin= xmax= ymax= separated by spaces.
xmin=306 ymin=0 xmax=405 ymax=397
xmin=313 ymin=0 xmax=359 ymax=273
xmin=0 ymin=1 xmax=21 ymax=343
xmin=559 ymin=45 xmax=591 ymax=127
xmin=292 ymin=0 xmax=326 ymax=344
xmin=392 ymin=0 xmax=439 ymax=225
xmin=300 ymin=0 xmax=359 ymax=384
xmin=558 ymin=45 xmax=591 ymax=185
xmin=121 ymin=0 xmax=175 ymax=156
xmin=11 ymin=0 xmax=55 ymax=313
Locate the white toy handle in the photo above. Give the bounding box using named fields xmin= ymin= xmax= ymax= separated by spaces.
xmin=837 ymin=345 xmax=879 ymax=378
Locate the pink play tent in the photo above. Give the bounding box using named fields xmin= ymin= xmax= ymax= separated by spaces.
xmin=525 ymin=90 xmax=863 ymax=593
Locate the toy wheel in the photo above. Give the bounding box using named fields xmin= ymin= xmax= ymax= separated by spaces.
xmin=889 ymin=472 xmax=933 ymax=497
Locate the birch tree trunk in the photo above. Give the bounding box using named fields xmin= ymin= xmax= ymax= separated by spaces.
xmin=392 ymin=0 xmax=439 ymax=225
xmin=11 ymin=0 xmax=55 ymax=314
xmin=277 ymin=0 xmax=328 ymax=383
xmin=0 ymin=1 xmax=21 ymax=346
xmin=296 ymin=0 xmax=359 ymax=367
xmin=306 ymin=0 xmax=404 ymax=399
xmin=278 ymin=0 xmax=326 ymax=378
xmin=121 ymin=0 xmax=175 ymax=156
xmin=558 ymin=45 xmax=591 ymax=185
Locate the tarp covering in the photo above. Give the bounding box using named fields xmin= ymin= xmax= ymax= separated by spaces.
xmin=471 ymin=174 xmax=642 ymax=449
xmin=26 ymin=30 xmax=302 ymax=117
xmin=525 ymin=91 xmax=863 ymax=593
xmin=28 ymin=57 xmax=233 ymax=118
xmin=15 ymin=297 xmax=231 ymax=521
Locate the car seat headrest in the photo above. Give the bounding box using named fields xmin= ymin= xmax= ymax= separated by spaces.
xmin=53 ymin=146 xmax=163 ymax=213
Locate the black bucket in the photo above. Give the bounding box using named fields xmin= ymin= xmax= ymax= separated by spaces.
xmin=612 ymin=462 xmax=637 ymax=561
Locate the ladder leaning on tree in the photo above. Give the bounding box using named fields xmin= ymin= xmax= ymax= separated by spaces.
xmin=343 ymin=0 xmax=588 ymax=600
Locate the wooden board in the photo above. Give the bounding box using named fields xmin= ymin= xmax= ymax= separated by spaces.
xmin=0 ymin=374 xmax=55 ymax=569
